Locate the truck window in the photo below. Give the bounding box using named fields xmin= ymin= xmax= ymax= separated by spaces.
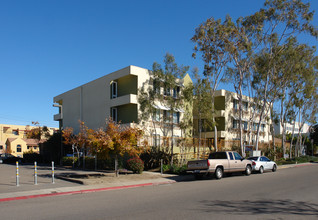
xmin=208 ymin=152 xmax=227 ymax=159
xmin=233 ymin=152 xmax=242 ymax=160
xmin=228 ymin=152 xmax=234 ymax=160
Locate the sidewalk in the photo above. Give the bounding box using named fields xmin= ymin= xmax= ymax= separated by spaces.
xmin=0 ymin=163 xmax=190 ymax=202
xmin=0 ymin=162 xmax=314 ymax=202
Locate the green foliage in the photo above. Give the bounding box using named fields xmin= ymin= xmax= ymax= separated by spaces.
xmin=275 ymin=156 xmax=318 ymax=165
xmin=127 ymin=157 xmax=144 ymax=174
xmin=23 ymin=151 xmax=43 ymax=163
xmin=140 ymin=147 xmax=177 ymax=170
xmin=62 ymin=156 xmax=78 ymax=166
xmin=162 ymin=164 xmax=187 ymax=174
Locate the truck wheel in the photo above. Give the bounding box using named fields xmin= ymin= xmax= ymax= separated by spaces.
xmin=215 ymin=167 xmax=223 ymax=180
xmin=245 ymin=165 xmax=252 ymax=176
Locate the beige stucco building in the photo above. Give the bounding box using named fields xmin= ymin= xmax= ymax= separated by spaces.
xmin=193 ymin=89 xmax=272 ymax=149
xmin=53 ymin=66 xmax=193 ymax=155
xmin=0 ymin=124 xmax=57 ymax=157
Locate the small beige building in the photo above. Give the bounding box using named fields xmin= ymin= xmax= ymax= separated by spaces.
xmin=0 ymin=124 xmax=57 ymax=157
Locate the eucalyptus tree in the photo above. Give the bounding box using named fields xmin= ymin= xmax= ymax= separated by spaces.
xmin=192 ymin=17 xmax=233 ymax=152
xmin=274 ymin=39 xmax=318 ymax=157
xmin=244 ymin=0 xmax=318 ymax=154
xmin=293 ymin=55 xmax=318 ymax=156
xmin=138 ymin=53 xmax=191 ymax=165
xmin=191 ymin=69 xmax=214 ymax=157
xmin=221 ymin=16 xmax=256 ymax=156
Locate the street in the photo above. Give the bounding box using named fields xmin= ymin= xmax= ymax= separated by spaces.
xmin=1 ymin=164 xmax=318 ymax=219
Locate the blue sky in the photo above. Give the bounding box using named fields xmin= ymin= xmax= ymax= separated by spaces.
xmin=0 ymin=0 xmax=317 ymax=128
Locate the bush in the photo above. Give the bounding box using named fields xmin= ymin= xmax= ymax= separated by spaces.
xmin=140 ymin=147 xmax=178 ymax=170
xmin=162 ymin=164 xmax=187 ymax=174
xmin=62 ymin=156 xmax=78 ymax=166
xmin=127 ymin=157 xmax=144 ymax=174
xmin=23 ymin=151 xmax=43 ymax=163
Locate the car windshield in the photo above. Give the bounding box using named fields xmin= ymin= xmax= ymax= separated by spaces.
xmin=248 ymin=157 xmax=259 ymax=161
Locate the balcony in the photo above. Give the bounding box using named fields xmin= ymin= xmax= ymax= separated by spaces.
xmin=110 ymin=94 xmax=138 ymax=107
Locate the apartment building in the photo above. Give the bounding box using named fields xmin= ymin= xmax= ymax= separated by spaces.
xmin=0 ymin=124 xmax=57 ymax=157
xmin=193 ymin=89 xmax=272 ymax=149
xmin=274 ymin=122 xmax=311 ymax=136
xmin=53 ymin=65 xmax=193 ymax=149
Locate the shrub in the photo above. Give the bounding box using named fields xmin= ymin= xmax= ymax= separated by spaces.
xmin=23 ymin=151 xmax=43 ymax=163
xmin=62 ymin=156 xmax=78 ymax=166
xmin=140 ymin=147 xmax=178 ymax=170
xmin=127 ymin=157 xmax=144 ymax=174
xmin=162 ymin=164 xmax=187 ymax=174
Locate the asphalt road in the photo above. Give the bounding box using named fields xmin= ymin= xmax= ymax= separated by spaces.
xmin=1 ymin=164 xmax=317 ymax=220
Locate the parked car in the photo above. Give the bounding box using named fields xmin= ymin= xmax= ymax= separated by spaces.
xmin=248 ymin=156 xmax=277 ymax=174
xmin=187 ymin=151 xmax=252 ymax=180
xmin=0 ymin=154 xmax=23 ymax=164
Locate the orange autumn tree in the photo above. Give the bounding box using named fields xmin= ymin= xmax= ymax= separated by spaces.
xmin=89 ymin=118 xmax=146 ymax=176
xmin=63 ymin=121 xmax=93 ymax=167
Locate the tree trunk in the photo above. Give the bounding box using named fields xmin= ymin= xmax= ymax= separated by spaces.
xmin=290 ymin=121 xmax=296 ymax=158
xmin=115 ymin=155 xmax=119 ymax=177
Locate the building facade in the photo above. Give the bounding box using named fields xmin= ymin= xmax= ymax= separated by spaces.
xmin=193 ymin=89 xmax=272 ymax=149
xmin=53 ymin=65 xmax=193 ymax=154
xmin=0 ymin=124 xmax=57 ymax=157
xmin=274 ymin=122 xmax=310 ymax=136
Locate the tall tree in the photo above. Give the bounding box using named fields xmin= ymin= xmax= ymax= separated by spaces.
xmin=192 ymin=17 xmax=232 ymax=152
xmin=192 ymin=69 xmax=214 ymax=157
xmin=138 ymin=53 xmax=191 ymax=165
xmin=244 ymin=0 xmax=318 ymax=154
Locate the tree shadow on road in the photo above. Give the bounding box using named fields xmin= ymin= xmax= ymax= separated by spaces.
xmin=199 ymin=199 xmax=318 ymax=217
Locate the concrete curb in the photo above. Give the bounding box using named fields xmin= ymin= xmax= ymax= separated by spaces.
xmin=0 ymin=180 xmax=176 ymax=203
xmin=278 ymin=162 xmax=313 ymax=169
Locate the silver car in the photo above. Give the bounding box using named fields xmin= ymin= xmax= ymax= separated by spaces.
xmin=248 ymin=156 xmax=277 ymax=174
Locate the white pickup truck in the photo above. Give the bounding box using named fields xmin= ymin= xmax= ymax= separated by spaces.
xmin=187 ymin=151 xmax=252 ymax=180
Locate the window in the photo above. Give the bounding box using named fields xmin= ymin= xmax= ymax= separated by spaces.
xmin=209 ymin=152 xmax=227 ymax=159
xmin=164 ymin=87 xmax=171 ymax=96
xmin=12 ymin=130 xmax=19 ymax=135
xmin=233 ymin=119 xmax=239 ymax=129
xmin=163 ymin=110 xmax=170 ymax=123
xmin=261 ymin=124 xmax=265 ymax=132
xmin=243 ymin=121 xmax=248 ymax=130
xmin=111 ymin=81 xmax=117 ymax=99
xmin=153 ymin=80 xmax=160 ymax=94
xmin=111 ymin=107 xmax=117 ymax=122
xmin=229 ymin=152 xmax=234 ymax=160
xmin=253 ymin=123 xmax=258 ymax=131
xmin=27 ymin=146 xmax=30 ymax=150
xmin=243 ymin=102 xmax=248 ymax=111
xmin=173 ymin=112 xmax=180 ymax=124
xmin=34 ymin=147 xmax=37 ymax=150
xmin=153 ymin=109 xmax=160 ymax=122
xmin=233 ymin=99 xmax=238 ymax=110
xmin=173 ymin=87 xmax=180 ymax=98
xmin=233 ymin=152 xmax=242 ymax=160
xmin=17 ymin=145 xmax=22 ymax=153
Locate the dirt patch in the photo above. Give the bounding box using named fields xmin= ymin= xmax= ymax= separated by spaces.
xmin=57 ymin=171 xmax=171 ymax=185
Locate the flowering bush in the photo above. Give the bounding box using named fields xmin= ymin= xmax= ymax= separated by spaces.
xmin=127 ymin=157 xmax=144 ymax=174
